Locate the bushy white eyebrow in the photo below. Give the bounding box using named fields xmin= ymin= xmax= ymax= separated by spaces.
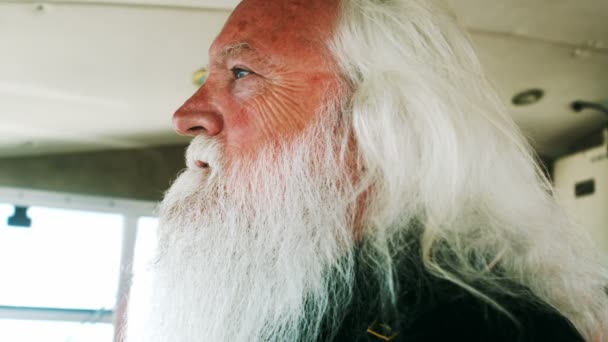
xmin=221 ymin=42 xmax=254 ymax=58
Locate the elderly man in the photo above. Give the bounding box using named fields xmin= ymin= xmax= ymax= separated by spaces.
xmin=125 ymin=0 xmax=608 ymax=341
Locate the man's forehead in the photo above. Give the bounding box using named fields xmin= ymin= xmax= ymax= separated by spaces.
xmin=210 ymin=0 xmax=340 ymax=55
xmin=231 ymin=0 xmax=338 ymax=18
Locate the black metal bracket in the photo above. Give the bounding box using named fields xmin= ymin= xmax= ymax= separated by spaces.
xmin=571 ymin=100 xmax=608 ymax=116
xmin=7 ymin=206 xmax=32 ymax=228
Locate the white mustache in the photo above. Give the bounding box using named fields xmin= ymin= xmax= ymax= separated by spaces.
xmin=185 ymin=135 xmax=223 ymax=171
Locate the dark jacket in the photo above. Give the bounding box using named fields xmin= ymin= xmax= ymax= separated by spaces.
xmin=330 ymin=251 xmax=583 ymax=342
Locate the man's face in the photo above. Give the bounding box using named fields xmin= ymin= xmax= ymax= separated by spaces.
xmin=173 ymin=0 xmax=342 ymax=163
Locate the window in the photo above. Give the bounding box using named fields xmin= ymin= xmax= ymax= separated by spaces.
xmin=133 ymin=216 xmax=159 ymax=277
xmin=0 ymin=188 xmax=158 ymax=342
xmin=0 ymin=204 xmax=123 ymax=309
xmin=0 ymin=320 xmax=114 ymax=342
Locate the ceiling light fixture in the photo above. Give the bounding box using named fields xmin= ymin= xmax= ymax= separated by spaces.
xmin=192 ymin=67 xmax=208 ymax=87
xmin=512 ymin=88 xmax=544 ymax=106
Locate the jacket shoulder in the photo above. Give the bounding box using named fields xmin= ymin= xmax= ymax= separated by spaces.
xmin=332 ymin=275 xmax=583 ymax=342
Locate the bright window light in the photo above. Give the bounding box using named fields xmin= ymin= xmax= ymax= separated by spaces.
xmin=133 ymin=216 xmax=158 ymax=276
xmin=129 ymin=216 xmax=159 ymax=309
xmin=0 ymin=319 xmax=113 ymax=342
xmin=0 ymin=203 xmax=123 ymax=310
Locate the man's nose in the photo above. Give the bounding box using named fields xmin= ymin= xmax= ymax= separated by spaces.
xmin=172 ymin=95 xmax=223 ymax=137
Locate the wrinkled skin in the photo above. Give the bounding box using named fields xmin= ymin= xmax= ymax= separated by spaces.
xmin=173 ymin=0 xmax=343 ymax=163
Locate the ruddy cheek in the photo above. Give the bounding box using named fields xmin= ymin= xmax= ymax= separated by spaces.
xmin=226 ymin=80 xmax=321 ymax=147
xmin=255 ymin=85 xmax=320 ymax=143
xmin=227 ymin=104 xmax=254 ymax=135
xmin=247 ymin=96 xmax=283 ymax=141
xmin=233 ymin=82 xmax=260 ymax=100
xmin=228 ymin=104 xmax=275 ymax=149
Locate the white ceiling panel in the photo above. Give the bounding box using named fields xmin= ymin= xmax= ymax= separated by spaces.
xmin=0 ymin=126 xmax=111 ymax=157
xmin=0 ymin=1 xmax=230 ymax=156
xmin=472 ymin=32 xmax=608 ymax=156
xmin=32 ymin=0 xmax=239 ymax=10
xmin=447 ymin=0 xmax=608 ymax=47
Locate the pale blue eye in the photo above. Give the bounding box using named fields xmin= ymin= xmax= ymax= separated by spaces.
xmin=232 ymin=67 xmax=251 ymax=79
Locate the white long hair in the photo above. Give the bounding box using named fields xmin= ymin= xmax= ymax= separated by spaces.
xmin=331 ymin=0 xmax=608 ymax=340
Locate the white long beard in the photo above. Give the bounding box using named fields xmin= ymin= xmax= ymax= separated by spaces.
xmin=125 ymin=120 xmax=357 ymax=342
